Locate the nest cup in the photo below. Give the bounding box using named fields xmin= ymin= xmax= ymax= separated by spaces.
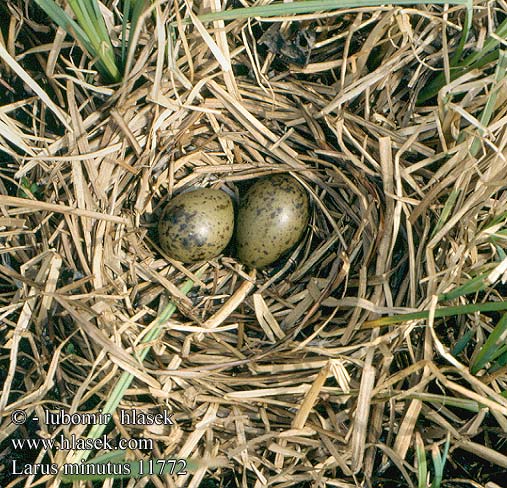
xmin=124 ymin=77 xmax=397 ymax=485
xmin=146 ymin=87 xmax=382 ymax=352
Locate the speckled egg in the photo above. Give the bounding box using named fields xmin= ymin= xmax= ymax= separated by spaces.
xmin=236 ymin=175 xmax=309 ymax=268
xmin=158 ymin=188 xmax=234 ymax=263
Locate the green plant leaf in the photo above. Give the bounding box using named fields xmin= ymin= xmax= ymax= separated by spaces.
xmin=416 ymin=432 xmax=428 ymax=488
xmin=431 ymin=433 xmax=450 ymax=488
xmin=418 ymin=17 xmax=507 ymax=102
xmin=437 ymin=272 xmax=490 ymax=302
xmin=469 ymin=50 xmax=507 ymax=156
xmin=449 ymin=0 xmax=472 ymax=66
xmin=487 ymin=349 xmax=507 ymax=373
xmin=403 ymin=392 xmax=484 ymax=412
xmin=431 ymin=190 xmax=461 ymax=240
xmin=364 ymin=301 xmax=507 ymax=328
xmin=33 ymin=0 xmax=121 ymax=81
xmin=451 ymin=327 xmax=475 ymax=356
xmin=175 ymin=0 xmax=470 ymax=25
xmin=121 ymin=0 xmax=151 ymax=76
xmin=470 ymin=313 xmax=507 ymax=374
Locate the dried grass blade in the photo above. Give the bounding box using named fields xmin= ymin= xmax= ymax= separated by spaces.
xmin=0 ymin=252 xmax=59 ymax=412
xmin=350 ymin=350 xmax=376 ymax=473
xmin=0 ymin=195 xmax=128 ymax=224
xmin=68 ymin=269 xmax=204 ymax=464
xmin=253 ymin=293 xmax=285 ymax=341
xmin=0 ymin=42 xmax=71 ymax=130
xmin=186 ymin=8 xmax=230 ymax=72
xmin=0 ymin=114 xmax=36 ymax=155
xmin=456 ymin=440 xmax=507 ymax=468
xmin=292 ymin=361 xmax=331 ymax=429
xmin=196 ymin=270 xmax=256 ymax=340
xmin=394 ymin=400 xmax=422 ymax=461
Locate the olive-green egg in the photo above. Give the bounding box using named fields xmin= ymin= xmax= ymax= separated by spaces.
xmin=158 ymin=188 xmax=234 ymax=263
xmin=236 ymin=175 xmax=309 ymax=268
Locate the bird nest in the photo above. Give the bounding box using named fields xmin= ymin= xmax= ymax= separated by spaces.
xmin=2 ymin=2 xmax=507 ymax=488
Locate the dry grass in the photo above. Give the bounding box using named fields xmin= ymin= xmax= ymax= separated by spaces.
xmin=1 ymin=1 xmax=507 ymax=487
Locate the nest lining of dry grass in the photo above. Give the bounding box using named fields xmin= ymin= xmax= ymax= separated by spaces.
xmin=1 ymin=1 xmax=507 ymax=487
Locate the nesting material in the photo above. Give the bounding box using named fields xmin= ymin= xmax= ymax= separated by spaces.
xmin=1 ymin=2 xmax=507 ymax=487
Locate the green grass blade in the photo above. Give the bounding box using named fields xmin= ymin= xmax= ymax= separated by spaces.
xmin=66 ymin=0 xmax=103 ymax=59
xmin=33 ymin=0 xmax=120 ymax=81
xmin=449 ymin=0 xmax=472 ymax=66
xmin=402 ymin=392 xmax=483 ymax=412
xmin=418 ymin=17 xmax=507 ymax=102
xmin=431 ymin=433 xmax=450 ymax=488
xmin=81 ymin=449 xmax=127 ymax=464
xmin=490 ymin=233 xmax=507 ymax=249
xmin=477 ymin=343 xmax=507 ymax=370
xmin=174 ymin=0 xmax=470 ymax=25
xmin=33 ymin=0 xmax=91 ymax=49
xmin=469 ymin=50 xmax=507 ymax=156
xmin=86 ymin=0 xmax=115 ymax=55
xmin=364 ymin=301 xmax=507 ymax=328
xmin=430 ymin=447 xmax=442 ymax=488
xmin=437 ymin=272 xmax=490 ymax=302
xmin=451 ymin=327 xmax=475 ymax=356
xmin=125 ymin=0 xmax=150 ymax=72
xmin=440 ymin=434 xmax=451 ymax=471
xmin=416 ymin=432 xmax=428 ymax=488
xmin=121 ymin=0 xmax=132 ymax=65
xmin=460 ymin=18 xmax=507 ymax=69
xmin=494 ymin=244 xmax=507 ymax=260
xmin=470 ymin=313 xmax=507 ymax=374
xmin=68 ymin=0 xmax=120 ymax=81
xmin=483 ymin=212 xmax=507 ymax=230
xmin=67 ymin=0 xmax=91 ymax=27
xmin=418 ymin=51 xmax=500 ymax=103
xmin=488 ymin=349 xmax=507 ymax=373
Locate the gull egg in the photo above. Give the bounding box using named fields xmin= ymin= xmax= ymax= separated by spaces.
xmin=158 ymin=188 xmax=234 ymax=263
xmin=236 ymin=175 xmax=309 ymax=268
